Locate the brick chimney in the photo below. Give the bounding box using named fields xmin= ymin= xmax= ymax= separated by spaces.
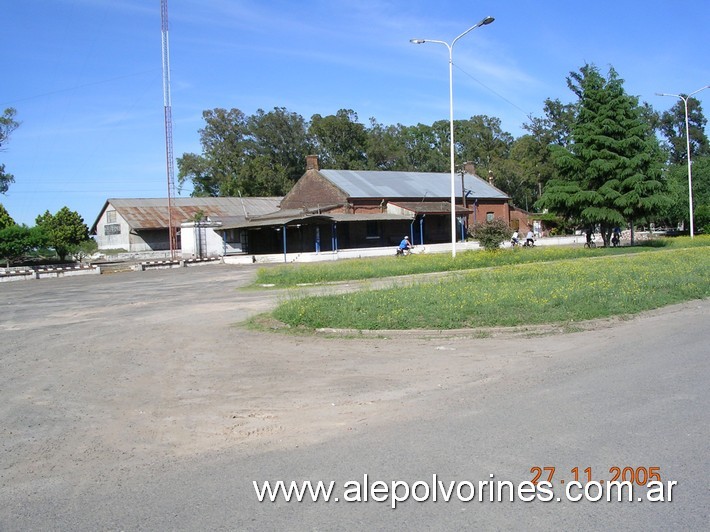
xmin=463 ymin=161 xmax=476 ymax=175
xmin=306 ymin=154 xmax=320 ymax=171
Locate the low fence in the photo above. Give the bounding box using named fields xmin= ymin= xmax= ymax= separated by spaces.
xmin=0 ymin=264 xmax=102 ymax=283
xmin=134 ymin=257 xmax=222 ymax=271
xmin=222 ymin=236 xmax=593 ymax=265
xmin=224 ymin=241 xmax=485 ymax=265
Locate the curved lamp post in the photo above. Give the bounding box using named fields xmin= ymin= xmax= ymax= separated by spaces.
xmin=657 ymin=85 xmax=710 ymax=238
xmin=411 ymin=16 xmax=494 ymax=257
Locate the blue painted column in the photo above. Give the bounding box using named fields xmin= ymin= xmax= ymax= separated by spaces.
xmin=282 ymin=224 xmax=287 ymax=263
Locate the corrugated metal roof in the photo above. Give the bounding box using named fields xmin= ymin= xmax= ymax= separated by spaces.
xmin=101 ymin=197 xmax=282 ymax=230
xmin=318 ymin=169 xmax=509 ymax=200
xmin=218 ymin=212 xmax=413 ymax=230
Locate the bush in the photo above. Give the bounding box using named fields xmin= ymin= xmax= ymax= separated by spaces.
xmin=0 ymin=224 xmax=48 ymax=267
xmin=695 ymin=204 xmax=710 ymax=234
xmin=470 ymin=219 xmax=511 ymax=251
xmin=71 ymin=239 xmax=99 ymax=263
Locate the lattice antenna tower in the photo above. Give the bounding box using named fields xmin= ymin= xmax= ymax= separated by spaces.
xmin=161 ymin=0 xmax=177 ymax=258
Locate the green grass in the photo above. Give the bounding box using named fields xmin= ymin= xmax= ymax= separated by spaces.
xmin=254 ymin=235 xmax=710 ymax=288
xmin=267 ymin=245 xmax=710 ymax=331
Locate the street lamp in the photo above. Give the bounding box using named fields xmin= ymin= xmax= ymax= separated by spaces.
xmin=657 ymin=85 xmax=710 ymax=238
xmin=411 ymin=16 xmax=494 ymax=257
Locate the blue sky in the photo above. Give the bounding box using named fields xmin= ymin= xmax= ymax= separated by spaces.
xmin=2 ymin=0 xmax=709 ymax=227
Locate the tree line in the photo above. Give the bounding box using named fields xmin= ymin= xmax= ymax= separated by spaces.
xmin=0 ymin=204 xmax=94 ymax=267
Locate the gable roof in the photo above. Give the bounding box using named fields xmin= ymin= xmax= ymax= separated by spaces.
xmin=318 ymin=169 xmax=509 ymax=200
xmin=91 ymin=197 xmax=282 ymax=232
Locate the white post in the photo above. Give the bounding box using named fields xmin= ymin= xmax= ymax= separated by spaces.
xmin=411 ymin=16 xmax=494 ymax=257
xmin=657 ymin=86 xmax=710 ymax=238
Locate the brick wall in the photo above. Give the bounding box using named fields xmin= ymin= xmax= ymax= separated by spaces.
xmin=280 ymin=171 xmax=348 ymax=210
xmin=467 ymin=200 xmax=510 ymax=226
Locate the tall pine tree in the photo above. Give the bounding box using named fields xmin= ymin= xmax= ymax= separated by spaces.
xmin=537 ymin=64 xmax=667 ymax=245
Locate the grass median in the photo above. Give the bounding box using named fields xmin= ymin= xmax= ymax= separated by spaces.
xmin=254 ymin=236 xmax=708 ymax=288
xmin=255 ymin=237 xmax=710 ymax=331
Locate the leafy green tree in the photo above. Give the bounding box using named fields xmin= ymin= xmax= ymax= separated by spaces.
xmin=491 ymin=141 xmax=539 ymax=210
xmin=308 ymin=109 xmax=368 ymax=170
xmin=0 ymin=224 xmax=46 ymax=267
xmin=492 ymin=134 xmax=560 ymax=210
xmin=537 ymin=64 xmax=668 ymax=245
xmin=638 ymin=102 xmax=662 ymax=138
xmin=178 ymin=107 xmax=310 ymax=196
xmin=35 ymin=207 xmax=90 ymax=262
xmin=657 ymin=97 xmax=710 ymax=233
xmin=398 ymin=123 xmax=448 ymax=172
xmin=457 ymin=115 xmax=513 ymax=175
xmin=247 ymin=107 xmax=311 ymax=181
xmin=239 ymin=155 xmax=292 ymax=196
xmin=524 ymin=98 xmax=576 ymax=148
xmin=663 ymin=155 xmax=710 ymax=231
xmin=518 ymin=98 xmax=577 ymax=201
xmin=659 ymin=96 xmax=709 ymax=165
xmin=0 ymin=203 xmax=15 ymax=229
xmin=178 ymin=108 xmax=250 ymax=196
xmin=1 ymin=107 xmax=20 ymax=194
xmin=695 ymin=204 xmax=710 ymax=234
xmin=365 ymin=119 xmax=408 ymax=171
xmin=177 ymin=152 xmax=217 ymax=196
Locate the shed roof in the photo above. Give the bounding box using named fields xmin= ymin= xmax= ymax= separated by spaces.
xmin=318 ymin=169 xmax=508 ymax=200
xmin=389 ymin=201 xmax=472 ymax=215
xmin=216 ymin=211 xmax=413 ymax=231
xmin=91 ymin=197 xmax=282 ymax=231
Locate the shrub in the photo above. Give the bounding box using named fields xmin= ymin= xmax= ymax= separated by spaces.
xmin=695 ymin=204 xmax=710 ymax=234
xmin=71 ymin=239 xmax=99 ymax=263
xmin=470 ymin=219 xmax=511 ymax=251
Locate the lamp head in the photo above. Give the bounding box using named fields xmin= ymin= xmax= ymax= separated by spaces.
xmin=410 ymin=39 xmax=426 ymax=44
xmin=481 ymin=16 xmax=495 ymax=25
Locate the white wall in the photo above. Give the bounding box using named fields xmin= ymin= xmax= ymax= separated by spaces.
xmin=181 ymin=222 xmax=237 ymax=258
xmin=94 ymin=207 xmax=132 ymax=250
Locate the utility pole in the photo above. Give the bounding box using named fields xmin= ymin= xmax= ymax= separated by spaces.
xmin=460 ymin=167 xmax=468 ymax=236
